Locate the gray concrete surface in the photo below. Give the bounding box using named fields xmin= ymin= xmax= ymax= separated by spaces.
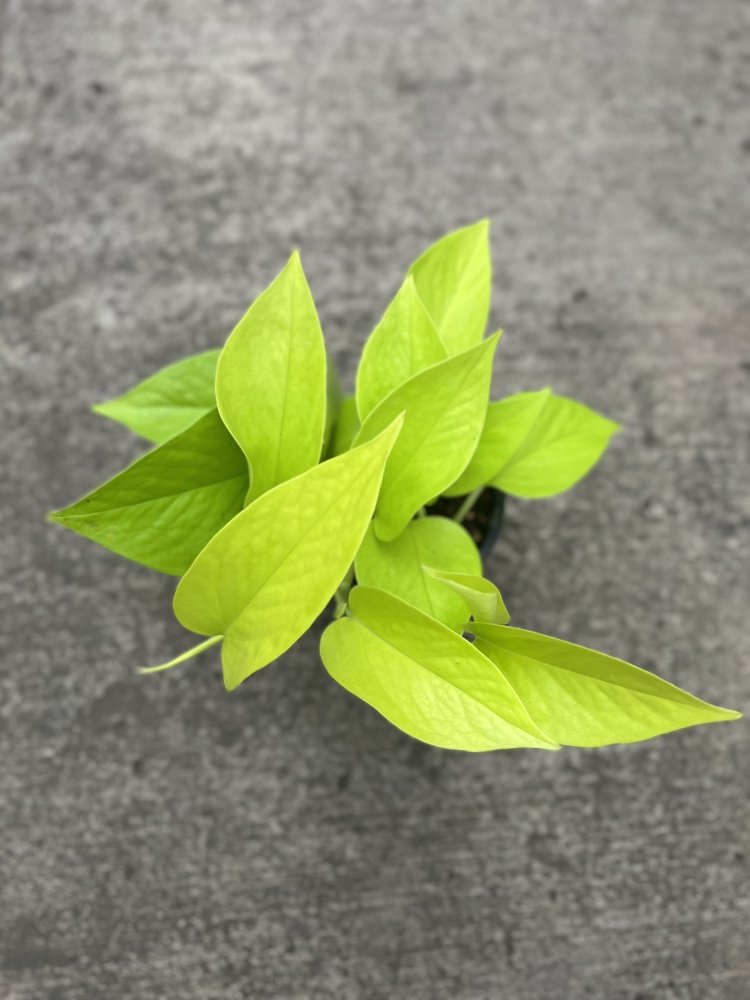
xmin=2 ymin=2 xmax=749 ymax=998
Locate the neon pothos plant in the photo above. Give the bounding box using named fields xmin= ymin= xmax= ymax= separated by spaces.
xmin=50 ymin=222 xmax=740 ymax=752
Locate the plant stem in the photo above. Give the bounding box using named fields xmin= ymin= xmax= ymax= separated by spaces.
xmin=454 ymin=487 xmax=483 ymax=524
xmin=138 ymin=634 xmax=223 ymax=674
xmin=333 ymin=564 xmax=355 ymax=618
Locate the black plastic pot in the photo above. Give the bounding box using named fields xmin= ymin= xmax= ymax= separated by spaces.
xmin=428 ymin=487 xmax=505 ymax=558
xmin=478 ymin=488 xmax=505 ymax=558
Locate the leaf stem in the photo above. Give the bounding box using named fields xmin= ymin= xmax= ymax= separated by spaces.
xmin=454 ymin=487 xmax=483 ymax=524
xmin=138 ymin=635 xmax=222 ymax=674
xmin=333 ymin=564 xmax=355 ymax=618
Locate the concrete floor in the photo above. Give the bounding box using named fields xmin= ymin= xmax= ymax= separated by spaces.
xmin=1 ymin=2 xmax=749 ymax=998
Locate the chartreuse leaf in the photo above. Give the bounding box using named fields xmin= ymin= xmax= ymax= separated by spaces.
xmin=320 ymin=587 xmax=558 ymax=752
xmin=492 ymin=395 xmax=619 ymax=498
xmin=354 ymin=517 xmax=481 ymax=631
xmin=93 ymin=349 xmax=220 ymax=444
xmin=447 ymin=391 xmax=618 ymax=498
xmin=216 ymin=252 xmax=327 ymax=502
xmin=424 ymin=570 xmax=510 ymax=625
xmin=408 ymin=220 xmax=491 ymax=355
xmin=472 ymin=624 xmax=741 ymax=746
xmin=354 ymin=335 xmax=499 ymax=542
xmin=328 ymin=394 xmax=360 ymax=458
xmin=355 ymin=275 xmax=446 ymax=420
xmin=445 ymin=390 xmax=551 ymax=496
xmin=173 ymin=418 xmax=403 ymax=691
xmin=48 ymin=410 xmax=247 ymax=575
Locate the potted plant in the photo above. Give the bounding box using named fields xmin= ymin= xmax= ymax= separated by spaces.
xmin=49 ymin=222 xmax=740 ymax=752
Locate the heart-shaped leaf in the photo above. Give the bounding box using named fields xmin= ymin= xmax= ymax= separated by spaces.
xmin=355 ymin=275 xmax=446 ymax=420
xmin=320 ymin=587 xmax=558 ymax=751
xmin=354 ymin=335 xmax=499 ymax=541
xmin=492 ymin=395 xmax=619 ymax=497
xmin=93 ymin=349 xmax=220 ymax=444
xmin=451 ymin=390 xmax=618 ymax=499
xmin=448 ymin=391 xmax=618 ymax=498
xmin=472 ymin=623 xmax=740 ymax=746
xmin=173 ymin=418 xmax=403 ymax=690
xmin=49 ymin=410 xmax=247 ymax=575
xmin=409 ymin=220 xmax=492 ymax=355
xmin=424 ymin=570 xmax=510 ymax=625
xmin=354 ymin=516 xmax=481 ymax=630
xmin=216 ymin=252 xmax=327 ymax=502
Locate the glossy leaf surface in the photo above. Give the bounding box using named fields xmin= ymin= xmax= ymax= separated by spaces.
xmin=320 ymin=587 xmax=558 ymax=751
xmin=492 ymin=395 xmax=619 ymax=497
xmin=93 ymin=349 xmax=220 ymax=444
xmin=354 ymin=335 xmax=499 ymax=541
xmin=446 ymin=390 xmax=550 ymax=496
xmin=425 ymin=570 xmax=510 ymax=625
xmin=448 ymin=391 xmax=617 ymax=498
xmin=174 ymin=419 xmax=403 ymax=690
xmin=355 ymin=276 xmax=445 ymax=420
xmin=354 ymin=516 xmax=481 ymax=631
xmin=49 ymin=410 xmax=247 ymax=575
xmin=473 ymin=624 xmax=740 ymax=746
xmin=408 ymin=220 xmax=491 ymax=354
xmin=216 ymin=252 xmax=327 ymax=502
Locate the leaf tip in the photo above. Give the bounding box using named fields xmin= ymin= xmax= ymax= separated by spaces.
xmin=222 ymin=670 xmax=241 ymax=693
xmin=483 ymin=329 xmax=502 ymax=354
xmin=392 ymin=409 xmax=407 ymax=430
xmin=377 ymin=410 xmax=407 ymax=449
xmin=714 ymin=706 xmax=742 ymax=722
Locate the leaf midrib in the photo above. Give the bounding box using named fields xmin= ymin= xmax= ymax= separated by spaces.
xmin=501 ymin=425 xmax=613 ymax=474
xmin=476 ymin=636 xmax=721 ymax=713
xmin=381 ymin=348 xmax=487 ymax=499
xmin=55 ymin=470 xmax=248 ymax=521
xmin=352 ymin=613 xmax=548 ymax=742
xmin=272 ymin=272 xmax=297 ymax=486
xmin=481 ymin=395 xmax=551 ymax=477
xmin=225 ymin=452 xmax=383 ymax=635
xmin=103 ymin=401 xmax=213 ymax=414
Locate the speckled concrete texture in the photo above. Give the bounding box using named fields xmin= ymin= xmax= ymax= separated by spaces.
xmin=1 ymin=2 xmax=749 ymax=998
